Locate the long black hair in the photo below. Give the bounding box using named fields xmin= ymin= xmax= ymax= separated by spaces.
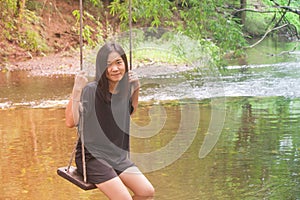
xmin=95 ymin=42 xmax=129 ymax=103
xmin=94 ymin=42 xmax=132 ymax=150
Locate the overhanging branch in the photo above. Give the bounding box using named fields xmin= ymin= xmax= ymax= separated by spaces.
xmin=274 ymin=5 xmax=300 ymax=15
xmin=233 ymin=8 xmax=276 ymax=15
xmin=246 ymin=24 xmax=289 ymax=48
xmin=270 ymin=0 xmax=300 ymax=15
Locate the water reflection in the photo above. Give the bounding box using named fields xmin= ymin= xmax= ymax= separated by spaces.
xmin=0 ymin=97 xmax=299 ymax=199
xmin=0 ymin=71 xmax=74 ymax=108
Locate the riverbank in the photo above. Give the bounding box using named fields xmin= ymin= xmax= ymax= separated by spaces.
xmin=2 ymin=51 xmax=80 ymax=76
xmin=3 ymin=49 xmax=195 ymax=78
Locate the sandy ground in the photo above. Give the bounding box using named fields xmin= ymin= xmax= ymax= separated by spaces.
xmin=6 ymin=51 xmax=195 ymax=78
xmin=6 ymin=52 xmax=80 ymax=76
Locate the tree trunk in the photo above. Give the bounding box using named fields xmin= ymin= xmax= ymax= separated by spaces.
xmin=240 ymin=0 xmax=247 ymax=25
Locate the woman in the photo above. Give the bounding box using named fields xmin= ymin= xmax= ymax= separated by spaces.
xmin=65 ymin=42 xmax=155 ymax=200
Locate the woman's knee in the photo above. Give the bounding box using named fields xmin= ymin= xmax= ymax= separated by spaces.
xmin=136 ymin=184 xmax=155 ymax=197
xmin=148 ymin=184 xmax=155 ymax=196
xmin=120 ymin=167 xmax=155 ymax=197
xmin=146 ymin=185 xmax=155 ymax=196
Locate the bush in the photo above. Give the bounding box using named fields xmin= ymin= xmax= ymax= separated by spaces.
xmin=19 ymin=28 xmax=49 ymax=52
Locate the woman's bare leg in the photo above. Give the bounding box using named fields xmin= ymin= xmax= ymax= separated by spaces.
xmin=96 ymin=177 xmax=132 ymax=200
xmin=119 ymin=167 xmax=155 ymax=200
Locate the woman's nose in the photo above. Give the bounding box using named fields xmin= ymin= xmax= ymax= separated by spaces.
xmin=111 ymin=65 xmax=119 ymax=71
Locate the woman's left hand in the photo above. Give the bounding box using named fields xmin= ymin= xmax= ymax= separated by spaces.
xmin=128 ymin=70 xmax=140 ymax=90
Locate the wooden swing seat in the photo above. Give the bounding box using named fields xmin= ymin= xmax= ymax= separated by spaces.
xmin=57 ymin=166 xmax=96 ymax=190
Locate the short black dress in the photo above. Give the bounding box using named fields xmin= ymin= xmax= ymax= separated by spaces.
xmin=75 ymin=81 xmax=135 ymax=184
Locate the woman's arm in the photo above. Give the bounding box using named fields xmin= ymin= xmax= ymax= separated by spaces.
xmin=65 ymin=71 xmax=88 ymax=128
xmin=65 ymin=95 xmax=81 ymax=128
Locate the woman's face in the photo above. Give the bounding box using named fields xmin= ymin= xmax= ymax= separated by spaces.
xmin=106 ymin=51 xmax=126 ymax=83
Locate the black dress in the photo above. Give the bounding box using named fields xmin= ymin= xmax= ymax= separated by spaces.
xmin=75 ymin=81 xmax=134 ymax=184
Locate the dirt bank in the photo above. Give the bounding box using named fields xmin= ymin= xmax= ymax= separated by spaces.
xmin=4 ymin=51 xmax=80 ymax=76
xmin=0 ymin=0 xmax=92 ymax=71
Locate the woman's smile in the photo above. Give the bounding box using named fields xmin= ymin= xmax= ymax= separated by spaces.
xmin=106 ymin=51 xmax=126 ymax=89
xmin=109 ymin=73 xmax=123 ymax=80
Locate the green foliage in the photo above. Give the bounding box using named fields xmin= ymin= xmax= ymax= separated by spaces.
xmin=177 ymin=0 xmax=247 ymax=65
xmin=19 ymin=28 xmax=49 ymax=52
xmin=0 ymin=0 xmax=50 ymax=53
xmin=72 ymin=9 xmax=104 ymax=47
xmin=109 ymin=0 xmax=175 ymax=29
xmin=108 ymin=0 xmax=247 ymax=67
xmin=0 ymin=0 xmax=17 ymax=35
xmin=160 ymin=31 xmax=219 ymax=66
xmin=2 ymin=0 xmax=299 ymax=67
xmin=87 ymin=0 xmax=102 ymax=7
xmin=107 ymin=0 xmax=299 ymax=67
xmin=106 ymin=28 xmax=218 ymax=70
xmin=83 ymin=25 xmax=96 ymax=46
xmin=109 ymin=0 xmax=129 ymax=23
xmin=17 ymin=10 xmax=49 ymax=52
xmin=244 ymin=12 xmax=271 ymax=36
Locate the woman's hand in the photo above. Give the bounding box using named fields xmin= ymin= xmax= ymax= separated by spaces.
xmin=73 ymin=71 xmax=88 ymax=96
xmin=128 ymin=70 xmax=139 ymax=114
xmin=128 ymin=70 xmax=140 ymax=92
xmin=65 ymin=71 xmax=88 ymax=128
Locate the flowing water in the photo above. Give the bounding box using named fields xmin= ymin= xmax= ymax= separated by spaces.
xmin=0 ymin=39 xmax=300 ymax=199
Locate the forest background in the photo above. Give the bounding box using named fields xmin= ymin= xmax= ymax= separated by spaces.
xmin=0 ymin=0 xmax=299 ymax=69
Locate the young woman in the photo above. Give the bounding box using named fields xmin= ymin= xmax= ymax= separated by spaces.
xmin=65 ymin=42 xmax=155 ymax=200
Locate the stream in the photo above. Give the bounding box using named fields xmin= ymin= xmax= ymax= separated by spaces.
xmin=0 ymin=38 xmax=299 ymax=199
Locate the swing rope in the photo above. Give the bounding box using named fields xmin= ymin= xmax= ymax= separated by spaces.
xmin=79 ymin=0 xmax=83 ymax=71
xmin=78 ymin=0 xmax=88 ymax=184
xmin=66 ymin=139 xmax=78 ymax=172
xmin=62 ymin=0 xmax=88 ymax=185
xmin=129 ymin=0 xmax=133 ymax=70
xmin=66 ymin=0 xmax=88 ymax=183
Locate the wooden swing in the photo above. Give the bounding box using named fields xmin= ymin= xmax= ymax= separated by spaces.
xmin=57 ymin=0 xmax=133 ymax=190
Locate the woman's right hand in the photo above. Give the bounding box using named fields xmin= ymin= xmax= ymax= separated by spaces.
xmin=66 ymin=71 xmax=88 ymax=127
